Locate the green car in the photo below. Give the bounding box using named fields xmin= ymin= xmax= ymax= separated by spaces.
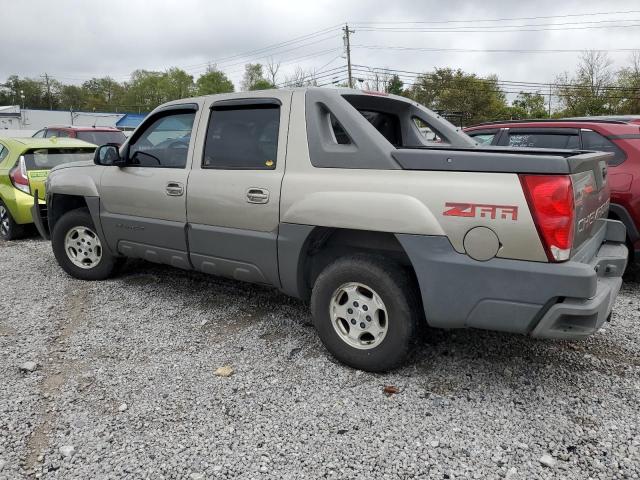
xmin=0 ymin=137 xmax=96 ymax=240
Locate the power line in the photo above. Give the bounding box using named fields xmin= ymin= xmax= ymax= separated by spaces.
xmin=355 ymin=22 xmax=640 ymax=34
xmin=351 ymin=45 xmax=640 ymax=55
xmin=350 ymin=9 xmax=640 ymax=25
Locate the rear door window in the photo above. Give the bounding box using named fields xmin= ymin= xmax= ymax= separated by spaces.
xmin=0 ymin=144 xmax=8 ymax=162
xmin=581 ymin=130 xmax=626 ymax=166
xmin=504 ymin=131 xmax=580 ymax=149
xmin=203 ymin=105 xmax=280 ymax=170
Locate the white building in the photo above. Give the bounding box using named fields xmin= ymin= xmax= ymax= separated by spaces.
xmin=0 ymin=106 xmax=144 ymax=137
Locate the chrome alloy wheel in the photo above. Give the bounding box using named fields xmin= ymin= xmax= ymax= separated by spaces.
xmin=64 ymin=226 xmax=102 ymax=269
xmin=329 ymin=282 xmax=389 ymax=350
xmin=0 ymin=205 xmax=9 ymax=237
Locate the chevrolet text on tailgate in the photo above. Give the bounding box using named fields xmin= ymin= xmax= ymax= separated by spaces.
xmin=34 ymin=88 xmax=628 ymax=372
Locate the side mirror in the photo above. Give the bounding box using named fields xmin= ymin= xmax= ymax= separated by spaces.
xmin=94 ymin=144 xmax=124 ymax=166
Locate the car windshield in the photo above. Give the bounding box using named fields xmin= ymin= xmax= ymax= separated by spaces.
xmin=76 ymin=131 xmax=126 ymax=146
xmin=23 ymin=148 xmax=95 ymax=170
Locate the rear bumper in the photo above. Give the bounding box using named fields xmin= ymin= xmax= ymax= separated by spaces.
xmin=530 ymin=242 xmax=625 ymax=339
xmin=396 ymin=219 xmax=627 ymax=340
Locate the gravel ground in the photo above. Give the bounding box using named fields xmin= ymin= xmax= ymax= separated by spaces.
xmin=1 ymin=236 xmax=639 ymax=480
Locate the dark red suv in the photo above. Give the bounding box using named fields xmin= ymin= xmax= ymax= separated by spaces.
xmin=464 ymin=118 xmax=640 ymax=262
xmin=32 ymin=125 xmax=126 ymax=146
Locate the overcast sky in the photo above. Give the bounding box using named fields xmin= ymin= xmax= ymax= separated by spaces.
xmin=2 ymin=0 xmax=639 ymax=92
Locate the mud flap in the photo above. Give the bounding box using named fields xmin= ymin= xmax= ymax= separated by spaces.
xmin=31 ymin=189 xmax=50 ymax=240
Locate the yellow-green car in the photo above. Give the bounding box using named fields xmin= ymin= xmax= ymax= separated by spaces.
xmin=0 ymin=137 xmax=95 ymax=240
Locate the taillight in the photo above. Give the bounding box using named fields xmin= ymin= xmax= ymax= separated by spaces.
xmin=520 ymin=174 xmax=575 ymax=262
xmin=9 ymin=156 xmax=30 ymax=195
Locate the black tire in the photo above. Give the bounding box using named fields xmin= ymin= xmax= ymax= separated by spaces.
xmin=310 ymin=254 xmax=420 ymax=372
xmin=0 ymin=200 xmax=26 ymax=241
xmin=52 ymin=208 xmax=120 ymax=280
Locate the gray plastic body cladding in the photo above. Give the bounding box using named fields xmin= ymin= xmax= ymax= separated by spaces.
xmin=118 ymin=241 xmax=191 ymax=270
xmin=100 ymin=212 xmax=187 ymax=255
xmin=277 ymin=223 xmax=316 ymax=298
xmin=396 ymin=235 xmax=599 ymax=333
xmin=188 ymin=224 xmax=279 ymax=286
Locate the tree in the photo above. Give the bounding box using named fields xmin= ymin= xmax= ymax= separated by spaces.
xmin=266 ymin=58 xmax=281 ymax=86
xmin=407 ymin=68 xmax=508 ymax=125
xmin=241 ymin=64 xmax=275 ymax=91
xmin=196 ymin=67 xmax=234 ymax=95
xmin=616 ymin=51 xmax=640 ymax=114
xmin=386 ymin=74 xmax=404 ymax=95
xmin=554 ymin=51 xmax=617 ymax=116
xmin=510 ymin=92 xmax=548 ymax=119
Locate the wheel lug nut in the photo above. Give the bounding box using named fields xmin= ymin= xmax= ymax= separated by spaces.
xmin=353 ymin=301 xmax=359 ymax=307
xmin=366 ymin=315 xmax=371 ymax=322
xmin=347 ymin=308 xmax=353 ymax=314
xmin=350 ymin=319 xmax=356 ymax=325
xmin=362 ymin=305 xmax=368 ymax=311
xmin=360 ymin=322 xmax=366 ymax=329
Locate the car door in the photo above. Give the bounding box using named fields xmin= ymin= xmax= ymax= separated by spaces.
xmin=99 ymin=103 xmax=201 ymax=269
xmin=186 ymin=92 xmax=292 ymax=286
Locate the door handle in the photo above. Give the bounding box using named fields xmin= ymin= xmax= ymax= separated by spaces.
xmin=246 ymin=188 xmax=269 ymax=204
xmin=166 ymin=182 xmax=184 ymax=196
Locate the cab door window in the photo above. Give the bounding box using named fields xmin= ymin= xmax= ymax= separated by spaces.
xmin=128 ymin=112 xmax=195 ymax=168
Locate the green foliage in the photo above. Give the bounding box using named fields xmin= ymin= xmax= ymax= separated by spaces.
xmin=386 ymin=75 xmax=404 ymax=95
xmin=510 ymin=92 xmax=548 ymax=119
xmin=407 ymin=68 xmax=508 ymax=125
xmin=196 ymin=68 xmax=234 ymax=95
xmin=241 ymin=64 xmax=276 ymax=91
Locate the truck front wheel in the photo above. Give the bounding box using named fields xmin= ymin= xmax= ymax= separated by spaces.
xmin=310 ymin=254 xmax=420 ymax=372
xmin=52 ymin=208 xmax=120 ymax=280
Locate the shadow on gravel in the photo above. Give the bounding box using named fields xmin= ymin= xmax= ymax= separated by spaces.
xmin=61 ymin=254 xmax=637 ymax=389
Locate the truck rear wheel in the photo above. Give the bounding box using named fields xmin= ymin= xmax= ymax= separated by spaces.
xmin=52 ymin=208 xmax=120 ymax=280
xmin=310 ymin=254 xmax=419 ymax=372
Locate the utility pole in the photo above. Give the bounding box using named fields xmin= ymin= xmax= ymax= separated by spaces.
xmin=548 ymin=84 xmax=552 ymax=117
xmin=41 ymin=73 xmax=53 ymax=110
xmin=343 ymin=24 xmax=355 ymax=88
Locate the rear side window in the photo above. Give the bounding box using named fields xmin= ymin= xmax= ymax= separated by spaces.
xmin=507 ymin=132 xmax=579 ymax=149
xmin=32 ymin=129 xmax=45 ymax=138
xmin=203 ymin=105 xmax=280 ymax=170
xmin=581 ymin=130 xmax=626 ymax=166
xmin=358 ymin=110 xmax=401 ymax=147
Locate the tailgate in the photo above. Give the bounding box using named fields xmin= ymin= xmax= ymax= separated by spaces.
xmin=568 ymin=151 xmax=611 ymax=251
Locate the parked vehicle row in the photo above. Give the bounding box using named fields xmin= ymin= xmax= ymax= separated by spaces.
xmin=0 ymin=137 xmax=95 ymax=240
xmin=32 ymin=125 xmax=126 ymax=146
xmin=23 ymin=88 xmax=627 ymax=371
xmin=464 ymin=118 xmax=640 ymax=262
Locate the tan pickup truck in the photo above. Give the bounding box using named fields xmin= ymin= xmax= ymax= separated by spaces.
xmin=34 ymin=88 xmax=628 ymax=371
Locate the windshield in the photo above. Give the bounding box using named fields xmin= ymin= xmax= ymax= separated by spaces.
xmin=76 ymin=130 xmax=126 ymax=146
xmin=23 ymin=147 xmax=96 ymax=170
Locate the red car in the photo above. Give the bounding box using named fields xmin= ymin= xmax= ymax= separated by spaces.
xmin=32 ymin=125 xmax=126 ymax=146
xmin=465 ymin=118 xmax=640 ymax=262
